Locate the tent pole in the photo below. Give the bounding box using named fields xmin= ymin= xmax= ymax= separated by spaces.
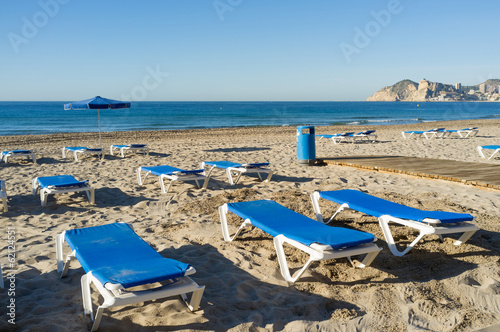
xmin=98 ymin=109 xmax=102 ymax=149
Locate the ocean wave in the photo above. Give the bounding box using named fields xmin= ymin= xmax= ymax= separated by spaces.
xmin=369 ymin=118 xmax=421 ymax=123
xmin=480 ymin=114 xmax=500 ymax=119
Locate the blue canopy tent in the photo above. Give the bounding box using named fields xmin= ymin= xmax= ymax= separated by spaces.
xmin=64 ymin=96 xmax=131 ymax=149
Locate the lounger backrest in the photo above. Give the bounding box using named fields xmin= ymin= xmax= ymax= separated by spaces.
xmin=64 ymin=223 xmax=190 ymax=288
xmin=318 ymin=190 xmax=473 ymax=223
xmin=226 ymin=200 xmax=375 ymax=249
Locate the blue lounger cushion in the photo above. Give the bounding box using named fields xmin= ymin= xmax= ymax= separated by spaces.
xmin=317 ymin=189 xmax=474 ymax=224
xmin=316 ymin=132 xmax=354 ymax=138
xmin=2 ymin=149 xmax=32 ymax=155
xmin=226 ymin=200 xmax=376 ymax=249
xmin=481 ymin=145 xmax=500 ymax=150
xmin=37 ymin=175 xmax=89 ymax=188
xmin=141 ymin=165 xmax=204 ymax=176
xmin=203 ymin=161 xmax=270 ymax=169
xmin=64 ymin=223 xmax=190 ymax=288
xmin=64 ymin=146 xmax=102 ymax=152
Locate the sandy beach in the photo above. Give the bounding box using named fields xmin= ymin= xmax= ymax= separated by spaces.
xmin=1 ymin=119 xmax=499 ymax=332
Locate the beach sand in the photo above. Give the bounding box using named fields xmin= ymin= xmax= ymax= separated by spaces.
xmin=1 ymin=119 xmax=499 ymax=331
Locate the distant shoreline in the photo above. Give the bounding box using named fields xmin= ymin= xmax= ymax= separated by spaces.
xmin=0 ymin=118 xmax=496 ymax=143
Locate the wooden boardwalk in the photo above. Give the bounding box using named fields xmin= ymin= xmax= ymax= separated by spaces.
xmin=320 ymin=156 xmax=500 ymax=191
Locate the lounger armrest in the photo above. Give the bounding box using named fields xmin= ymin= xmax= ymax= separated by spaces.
xmin=309 ymin=243 xmax=334 ymax=252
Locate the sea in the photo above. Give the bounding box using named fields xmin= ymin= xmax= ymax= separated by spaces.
xmin=0 ymin=101 xmax=498 ymax=136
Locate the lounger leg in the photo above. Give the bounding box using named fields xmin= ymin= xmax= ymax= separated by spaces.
xmin=81 ymin=273 xmax=94 ymax=317
xmin=454 ymin=230 xmax=477 ymax=246
xmin=477 ymin=147 xmax=485 ymax=159
xmin=87 ymin=189 xmax=95 ymax=205
xmin=310 ymin=192 xmax=324 ymax=222
xmin=201 ymin=177 xmax=209 ymax=190
xmin=91 ymin=307 xmax=105 ymax=332
xmin=232 ymin=171 xmax=243 ymax=185
xmin=218 ymin=204 xmax=252 ymax=241
xmin=489 ymin=149 xmax=500 ymax=160
xmin=326 ymin=204 xmax=349 ymax=224
xmin=56 ymin=233 xmax=65 ymax=273
xmin=160 ymin=176 xmax=172 ymax=194
xmin=204 ymin=164 xmax=217 ymax=178
xmin=264 ymin=171 xmax=273 ymax=182
xmin=120 ymin=148 xmax=125 ymax=158
xmin=136 ymin=168 xmax=146 ymax=185
xmin=274 ymin=235 xmax=315 ymax=283
xmin=353 ymin=249 xmax=381 ymax=268
xmin=40 ymin=189 xmax=49 ymax=207
xmin=378 ymin=217 xmax=426 ymax=256
xmin=226 ymin=169 xmax=235 ymax=185
xmin=62 ymin=147 xmax=66 ymax=158
xmin=32 ymin=178 xmax=39 ymax=196
xmin=182 ymin=285 xmax=205 ymax=312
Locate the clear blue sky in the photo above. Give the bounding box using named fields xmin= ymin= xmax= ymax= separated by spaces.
xmin=1 ymin=0 xmax=499 ymax=101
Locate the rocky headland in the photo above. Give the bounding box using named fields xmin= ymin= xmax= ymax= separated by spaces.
xmin=367 ymin=78 xmax=500 ymax=102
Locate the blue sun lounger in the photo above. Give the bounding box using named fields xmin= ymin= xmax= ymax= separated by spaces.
xmin=352 ymin=130 xmax=377 ymax=143
xmin=311 ymin=189 xmax=478 ymax=256
xmin=1 ymin=149 xmax=36 ymax=163
xmin=109 ymin=144 xmax=149 ymax=158
xmin=201 ymin=161 xmax=273 ymax=185
xmin=137 ymin=165 xmax=209 ymax=193
xmin=219 ymin=200 xmax=381 ymax=283
xmin=56 ymin=223 xmax=204 ymax=331
xmin=316 ymin=132 xmax=355 ymax=144
xmin=62 ymin=146 xmax=103 ymax=161
xmin=32 ymin=175 xmax=95 ymax=207
xmin=477 ymin=145 xmax=500 ymax=160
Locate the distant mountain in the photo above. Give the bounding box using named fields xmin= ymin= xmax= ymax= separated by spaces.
xmin=367 ymin=79 xmax=500 ymax=101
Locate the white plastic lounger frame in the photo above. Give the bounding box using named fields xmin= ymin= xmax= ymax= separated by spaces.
xmin=56 ymin=226 xmax=204 ymax=331
xmin=62 ymin=147 xmax=103 ymax=161
xmin=137 ymin=167 xmax=209 ymax=194
xmin=423 ymin=128 xmax=448 ymax=139
xmin=0 ymin=180 xmax=7 ymax=212
xmin=402 ymin=128 xmax=445 ymax=139
xmin=311 ymin=191 xmax=479 ymax=256
xmin=32 ymin=177 xmax=95 ymax=207
xmin=477 ymin=145 xmax=500 ymax=160
xmin=447 ymin=127 xmax=479 ymax=138
xmin=218 ymin=203 xmax=381 ymax=283
xmin=109 ymin=144 xmax=149 ymax=158
xmin=201 ymin=162 xmax=273 ymax=185
xmin=1 ymin=150 xmax=36 ymax=164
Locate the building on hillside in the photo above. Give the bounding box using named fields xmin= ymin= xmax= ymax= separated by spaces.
xmin=479 ymin=83 xmax=486 ymax=93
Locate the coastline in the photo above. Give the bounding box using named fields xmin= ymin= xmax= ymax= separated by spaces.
xmin=1 ymin=118 xmax=499 ymax=331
